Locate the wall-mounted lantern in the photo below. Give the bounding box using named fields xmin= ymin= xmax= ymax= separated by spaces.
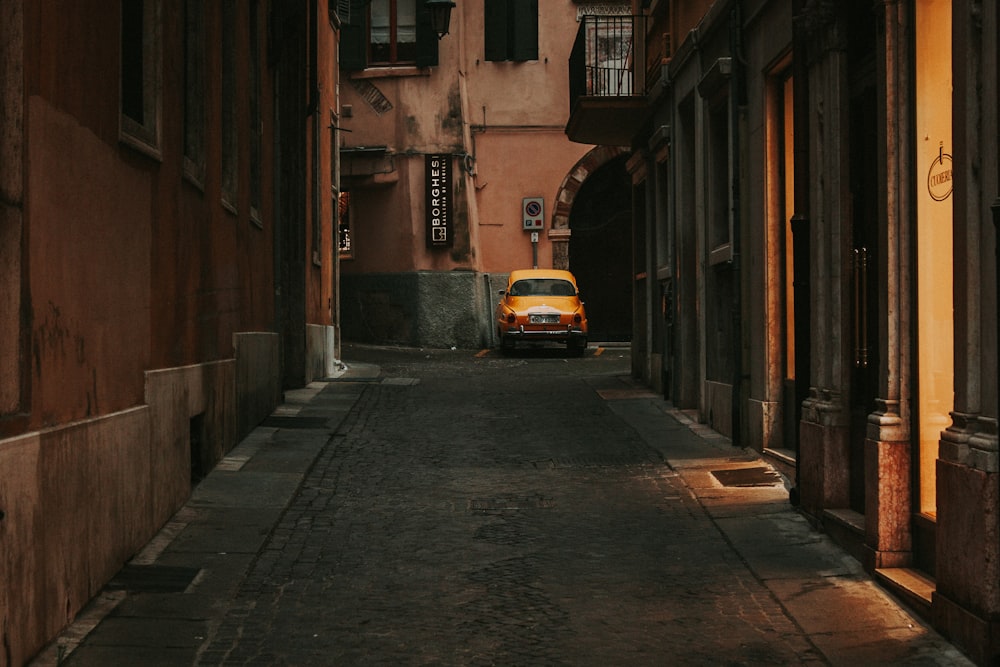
xmin=427 ymin=0 xmax=456 ymax=39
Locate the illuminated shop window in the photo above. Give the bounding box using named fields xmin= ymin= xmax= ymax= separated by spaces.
xmin=338 ymin=191 xmax=353 ymax=259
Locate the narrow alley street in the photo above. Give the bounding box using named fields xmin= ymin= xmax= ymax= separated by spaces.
xmin=40 ymin=344 xmax=968 ymax=666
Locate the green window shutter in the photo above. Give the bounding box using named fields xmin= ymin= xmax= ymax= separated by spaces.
xmin=510 ymin=0 xmax=537 ymax=61
xmin=415 ymin=0 xmax=439 ymax=67
xmin=484 ymin=0 xmax=509 ymax=61
xmin=340 ymin=2 xmax=367 ymax=70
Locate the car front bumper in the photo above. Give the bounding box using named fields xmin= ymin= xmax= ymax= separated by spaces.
xmin=501 ymin=326 xmax=588 ymax=343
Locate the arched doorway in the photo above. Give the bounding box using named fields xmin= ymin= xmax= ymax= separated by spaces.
xmin=567 ymin=153 xmax=632 ymax=342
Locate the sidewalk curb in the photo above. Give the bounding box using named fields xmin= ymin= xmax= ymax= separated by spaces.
xmin=30 ymin=363 xmax=377 ymax=667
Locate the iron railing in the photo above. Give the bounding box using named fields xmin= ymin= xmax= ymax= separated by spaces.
xmin=569 ymin=15 xmax=642 ymax=111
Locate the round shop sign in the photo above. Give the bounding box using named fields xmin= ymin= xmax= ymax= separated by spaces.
xmin=927 ymin=148 xmax=953 ymax=202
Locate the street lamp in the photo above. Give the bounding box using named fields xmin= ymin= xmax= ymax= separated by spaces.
xmin=426 ymin=0 xmax=456 ymax=39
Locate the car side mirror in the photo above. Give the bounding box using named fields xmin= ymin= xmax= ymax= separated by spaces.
xmin=498 ymin=289 xmax=507 ymax=295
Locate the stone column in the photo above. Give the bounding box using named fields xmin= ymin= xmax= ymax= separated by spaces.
xmin=863 ymin=0 xmax=913 ymax=569
xmin=798 ymin=13 xmax=852 ymax=518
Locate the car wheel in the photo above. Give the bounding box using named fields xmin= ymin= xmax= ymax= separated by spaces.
xmin=499 ymin=334 xmax=515 ymax=355
xmin=567 ymin=340 xmax=587 ymax=357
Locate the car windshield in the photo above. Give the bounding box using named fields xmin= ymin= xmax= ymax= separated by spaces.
xmin=508 ymin=279 xmax=576 ymax=297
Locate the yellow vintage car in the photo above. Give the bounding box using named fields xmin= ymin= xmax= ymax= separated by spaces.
xmin=495 ymin=269 xmax=589 ymax=355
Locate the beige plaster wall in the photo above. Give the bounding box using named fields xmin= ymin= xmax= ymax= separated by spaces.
xmin=0 ymin=407 xmax=152 ymax=666
xmin=235 ymin=332 xmax=282 ymax=440
xmin=0 ymin=343 xmax=274 ymax=664
xmin=144 ymin=361 xmax=236 ymax=520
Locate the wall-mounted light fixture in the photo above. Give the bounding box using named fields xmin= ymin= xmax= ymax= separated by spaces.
xmin=427 ymin=0 xmax=456 ymax=39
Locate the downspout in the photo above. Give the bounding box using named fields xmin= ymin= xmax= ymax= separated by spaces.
xmin=310 ymin=0 xmax=320 ymax=251
xmin=993 ymin=198 xmax=1000 ymax=528
xmin=271 ymin=3 xmax=290 ymax=385
xmin=730 ymin=3 xmax=746 ymax=447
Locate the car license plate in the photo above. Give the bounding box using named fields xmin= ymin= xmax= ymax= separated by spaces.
xmin=530 ymin=314 xmax=559 ymax=324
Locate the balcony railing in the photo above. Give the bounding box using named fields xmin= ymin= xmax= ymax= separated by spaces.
xmin=569 ymin=15 xmax=643 ymax=112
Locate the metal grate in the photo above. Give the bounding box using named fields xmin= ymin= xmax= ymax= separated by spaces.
xmin=711 ymin=467 xmax=782 ymax=487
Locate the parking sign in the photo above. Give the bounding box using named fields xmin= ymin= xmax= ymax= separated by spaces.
xmin=522 ymin=197 xmax=544 ymax=230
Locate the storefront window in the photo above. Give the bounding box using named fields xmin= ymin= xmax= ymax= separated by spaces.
xmin=915 ymin=0 xmax=953 ymax=517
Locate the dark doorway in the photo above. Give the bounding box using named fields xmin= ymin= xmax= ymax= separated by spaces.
xmin=847 ymin=7 xmax=879 ymax=516
xmin=568 ymin=155 xmax=633 ymax=342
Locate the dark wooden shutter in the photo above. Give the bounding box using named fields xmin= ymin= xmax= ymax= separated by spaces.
xmin=335 ymin=0 xmax=351 ymax=23
xmin=339 ymin=0 xmax=367 ymax=70
xmin=484 ymin=0 xmax=509 ymax=61
xmin=415 ymin=0 xmax=439 ymax=67
xmin=510 ymin=0 xmax=537 ymax=61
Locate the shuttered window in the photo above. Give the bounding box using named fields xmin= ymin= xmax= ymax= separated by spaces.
xmin=340 ymin=0 xmax=438 ymax=70
xmin=484 ymin=0 xmax=537 ymax=62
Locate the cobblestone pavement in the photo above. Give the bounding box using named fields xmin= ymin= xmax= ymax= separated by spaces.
xmin=42 ymin=344 xmax=971 ymax=666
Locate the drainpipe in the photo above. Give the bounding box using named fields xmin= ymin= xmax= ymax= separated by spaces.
xmin=993 ymin=199 xmax=1000 ymax=517
xmin=730 ymin=3 xmax=746 ymax=447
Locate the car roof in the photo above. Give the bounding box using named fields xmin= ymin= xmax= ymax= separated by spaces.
xmin=507 ymin=269 xmax=578 ymax=285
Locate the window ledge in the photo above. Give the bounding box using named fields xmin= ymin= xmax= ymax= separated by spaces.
xmin=709 ymin=243 xmax=732 ymax=266
xmin=351 ymin=66 xmax=431 ymax=80
xmin=119 ymin=128 xmax=162 ymax=162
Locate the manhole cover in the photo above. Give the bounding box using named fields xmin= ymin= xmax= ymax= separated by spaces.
xmin=107 ymin=564 xmax=201 ymax=593
xmin=711 ymin=466 xmax=782 ymax=487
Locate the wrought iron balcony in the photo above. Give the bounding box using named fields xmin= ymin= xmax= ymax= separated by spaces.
xmin=566 ymin=15 xmax=649 ymax=146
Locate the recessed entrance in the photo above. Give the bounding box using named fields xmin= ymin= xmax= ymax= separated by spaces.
xmin=568 ymin=154 xmax=632 ymax=342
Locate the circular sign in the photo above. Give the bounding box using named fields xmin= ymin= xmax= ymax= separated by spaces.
xmin=525 ymin=201 xmax=542 ymax=217
xmin=927 ymin=150 xmax=953 ymax=202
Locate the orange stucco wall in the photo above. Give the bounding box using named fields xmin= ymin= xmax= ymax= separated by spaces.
xmin=339 ymin=0 xmax=594 ymax=278
xmin=28 ymin=98 xmax=153 ymax=425
xmin=1 ymin=2 xmax=293 ymax=662
xmin=473 ymin=130 xmax=590 ymax=272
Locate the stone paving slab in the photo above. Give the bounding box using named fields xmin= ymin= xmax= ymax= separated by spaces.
xmin=32 ymin=346 xmax=973 ymax=667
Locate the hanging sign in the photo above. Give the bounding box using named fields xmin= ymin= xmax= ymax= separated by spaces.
xmin=927 ymin=143 xmax=953 ymax=202
xmin=426 ymin=154 xmax=453 ymax=248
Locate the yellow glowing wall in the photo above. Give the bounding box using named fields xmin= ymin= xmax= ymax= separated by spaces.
xmin=784 ymin=75 xmax=795 ymax=376
xmin=915 ymin=0 xmax=953 ymax=516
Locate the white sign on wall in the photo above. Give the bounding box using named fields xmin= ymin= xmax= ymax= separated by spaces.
xmin=522 ymin=197 xmax=544 ymax=231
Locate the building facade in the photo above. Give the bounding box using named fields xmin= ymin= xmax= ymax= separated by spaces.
xmin=0 ymin=1 xmax=340 ymax=663
xmin=567 ymin=0 xmax=999 ymax=663
xmin=336 ymin=0 xmax=634 ymax=348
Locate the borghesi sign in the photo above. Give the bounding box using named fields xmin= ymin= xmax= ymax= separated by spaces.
xmin=426 ymin=154 xmax=452 ymax=248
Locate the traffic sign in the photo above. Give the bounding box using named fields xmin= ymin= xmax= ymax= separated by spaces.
xmin=522 ymin=197 xmax=544 ymax=230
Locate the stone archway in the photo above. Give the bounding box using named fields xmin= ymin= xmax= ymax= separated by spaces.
xmin=549 ymin=146 xmax=632 ymax=342
xmin=549 ymin=146 xmax=629 ymax=270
